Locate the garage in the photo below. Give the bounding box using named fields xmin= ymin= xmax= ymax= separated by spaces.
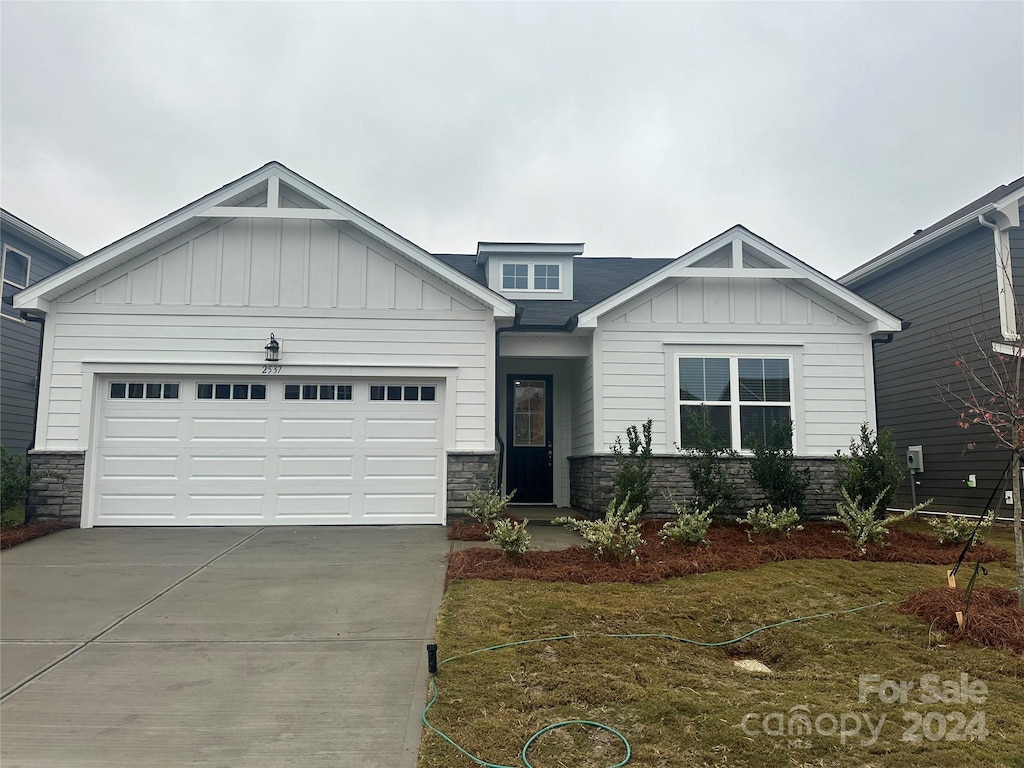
xmin=89 ymin=377 xmax=446 ymax=526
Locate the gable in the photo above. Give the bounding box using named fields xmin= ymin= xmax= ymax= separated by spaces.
xmin=64 ymin=217 xmax=485 ymax=313
xmin=14 ymin=162 xmax=515 ymax=319
xmin=577 ymin=226 xmax=900 ymax=333
xmin=603 ymin=276 xmax=859 ymax=326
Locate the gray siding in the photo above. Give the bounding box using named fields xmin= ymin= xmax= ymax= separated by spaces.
xmin=0 ymin=229 xmax=74 ymax=455
xmin=852 ymin=226 xmax=1015 ymax=513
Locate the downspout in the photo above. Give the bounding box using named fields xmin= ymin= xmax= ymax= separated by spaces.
xmin=494 ymin=306 xmax=523 ymax=491
xmin=979 ymin=213 xmax=1018 ymax=341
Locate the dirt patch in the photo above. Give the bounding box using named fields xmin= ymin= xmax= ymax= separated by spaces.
xmin=1 ymin=520 xmax=73 ymax=550
xmin=447 ymin=520 xmax=1011 ymax=585
xmin=900 ymin=586 xmax=1024 ymax=654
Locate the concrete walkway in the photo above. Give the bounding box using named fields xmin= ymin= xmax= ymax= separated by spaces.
xmin=1 ymin=526 xmax=450 ymax=768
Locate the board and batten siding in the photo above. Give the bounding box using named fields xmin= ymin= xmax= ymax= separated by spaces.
xmin=850 ymin=226 xmax=1013 ymax=513
xmin=34 ymin=217 xmax=495 ymax=452
xmin=593 ymin=276 xmax=874 ymax=455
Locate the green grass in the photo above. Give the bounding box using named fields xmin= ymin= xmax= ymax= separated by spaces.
xmin=421 ymin=559 xmax=1023 ymax=768
xmin=1 ymin=501 xmax=26 ymax=529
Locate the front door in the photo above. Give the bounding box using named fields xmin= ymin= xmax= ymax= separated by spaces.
xmin=506 ymin=375 xmax=554 ymax=503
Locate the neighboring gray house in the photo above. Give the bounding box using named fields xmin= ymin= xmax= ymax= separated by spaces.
xmin=842 ymin=177 xmax=1024 ymax=515
xmin=1 ymin=210 xmax=83 ymax=455
xmin=15 ymin=162 xmax=899 ymax=526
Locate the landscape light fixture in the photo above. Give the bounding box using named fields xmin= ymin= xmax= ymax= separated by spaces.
xmin=265 ymin=334 xmax=281 ymax=362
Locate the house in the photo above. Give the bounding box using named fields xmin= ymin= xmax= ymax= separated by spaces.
xmin=841 ymin=177 xmax=1024 ymax=515
xmin=14 ymin=162 xmax=900 ymax=527
xmin=1 ymin=210 xmax=83 ymax=456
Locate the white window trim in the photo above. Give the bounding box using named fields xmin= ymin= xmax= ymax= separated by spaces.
xmin=2 ymin=244 xmax=31 ymax=323
xmin=668 ymin=348 xmax=802 ymax=453
xmin=500 ymin=261 xmax=562 ymax=293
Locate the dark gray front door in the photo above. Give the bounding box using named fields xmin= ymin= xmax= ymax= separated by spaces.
xmin=506 ymin=375 xmax=553 ymax=503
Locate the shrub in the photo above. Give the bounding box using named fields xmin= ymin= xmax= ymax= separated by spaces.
xmin=828 ymin=488 xmax=930 ymax=555
xmin=489 ymin=517 xmax=531 ymax=557
xmin=928 ymin=511 xmax=995 ymax=546
xmin=679 ymin=408 xmax=738 ymax=513
xmin=2 ymin=446 xmax=60 ymax=513
xmin=554 ymin=496 xmax=644 ymax=562
xmin=738 ymin=504 xmax=803 ymax=539
xmin=748 ymin=420 xmax=811 ymax=516
xmin=659 ymin=494 xmax=714 ymax=546
xmin=835 ymin=424 xmax=906 ymax=516
xmin=611 ymin=419 xmax=655 ymax=514
xmin=465 ymin=486 xmax=516 ymax=531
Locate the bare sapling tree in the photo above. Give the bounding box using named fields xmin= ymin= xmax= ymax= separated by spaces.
xmin=937 ymin=244 xmax=1023 ymax=610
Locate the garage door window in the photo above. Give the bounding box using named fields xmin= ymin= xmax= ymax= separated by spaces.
xmin=369 ymin=384 xmax=436 ymax=402
xmin=197 ymin=383 xmax=267 ymax=400
xmin=109 ymin=382 xmax=180 ymax=400
xmin=284 ymin=384 xmax=354 ymax=401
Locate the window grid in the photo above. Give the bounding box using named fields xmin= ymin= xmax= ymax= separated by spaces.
xmin=502 ymin=263 xmax=528 ymax=290
xmin=2 ymin=246 xmax=31 ymax=321
xmin=197 ymin=383 xmax=267 ymax=400
xmin=533 ymin=264 xmax=560 ymax=290
xmin=369 ymin=384 xmax=436 ymax=402
xmin=284 ymin=383 xmax=353 ymax=401
xmin=501 ymin=262 xmax=561 ymax=292
xmin=109 ymin=382 xmax=180 ymax=400
xmin=677 ymin=356 xmax=792 ymax=451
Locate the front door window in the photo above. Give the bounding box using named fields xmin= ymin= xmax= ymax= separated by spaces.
xmin=513 ymin=379 xmax=547 ymax=447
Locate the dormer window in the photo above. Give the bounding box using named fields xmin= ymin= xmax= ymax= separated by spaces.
xmin=502 ymin=263 xmax=529 ymax=290
xmin=478 ymin=242 xmax=581 ymax=300
xmin=534 ymin=264 xmax=559 ymax=290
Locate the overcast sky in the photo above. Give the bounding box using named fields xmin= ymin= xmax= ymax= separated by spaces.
xmin=2 ymin=2 xmax=1021 ymax=278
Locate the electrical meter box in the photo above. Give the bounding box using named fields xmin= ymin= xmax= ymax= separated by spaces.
xmin=907 ymin=445 xmax=924 ymax=473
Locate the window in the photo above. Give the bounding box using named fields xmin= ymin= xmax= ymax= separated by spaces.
xmin=284 ymin=383 xmax=353 ymax=401
xmin=677 ymin=356 xmax=792 ymax=450
xmin=2 ymin=246 xmax=30 ymax=321
xmin=502 ymin=263 xmax=528 ymax=290
xmin=109 ymin=382 xmax=180 ymax=400
xmin=533 ymin=264 xmax=559 ymax=290
xmin=197 ymin=383 xmax=267 ymax=400
xmin=500 ymin=262 xmax=561 ymax=292
xmin=369 ymin=384 xmax=436 ymax=402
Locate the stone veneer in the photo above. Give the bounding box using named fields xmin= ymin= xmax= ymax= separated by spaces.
xmin=28 ymin=450 xmax=86 ymax=523
xmin=446 ymin=451 xmax=498 ymax=516
xmin=569 ymin=453 xmax=840 ymax=519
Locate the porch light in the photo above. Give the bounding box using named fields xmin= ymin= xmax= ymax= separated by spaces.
xmin=265 ymin=334 xmax=281 ymax=362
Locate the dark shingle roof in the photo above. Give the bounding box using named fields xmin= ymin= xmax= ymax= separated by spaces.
xmin=841 ymin=175 xmax=1024 ymax=285
xmin=434 ymin=254 xmax=672 ymax=328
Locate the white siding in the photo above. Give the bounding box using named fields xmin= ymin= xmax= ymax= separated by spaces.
xmin=35 ymin=219 xmax=494 ymax=452
xmin=595 ymin=277 xmax=873 ymax=456
xmin=570 ymin=353 xmax=594 ymax=455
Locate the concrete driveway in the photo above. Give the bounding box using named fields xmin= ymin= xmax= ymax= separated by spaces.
xmin=1 ymin=525 xmax=449 ymax=768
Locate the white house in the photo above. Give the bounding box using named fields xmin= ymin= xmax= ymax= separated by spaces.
xmin=15 ymin=162 xmax=900 ymax=527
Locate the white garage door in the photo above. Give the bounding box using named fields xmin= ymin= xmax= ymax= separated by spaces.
xmin=90 ymin=378 xmax=445 ymax=526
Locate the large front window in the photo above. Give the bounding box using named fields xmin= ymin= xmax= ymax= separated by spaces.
xmin=678 ymin=356 xmax=792 ymax=450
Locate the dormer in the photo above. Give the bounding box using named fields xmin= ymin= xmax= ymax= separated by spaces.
xmin=476 ymin=242 xmax=582 ymax=301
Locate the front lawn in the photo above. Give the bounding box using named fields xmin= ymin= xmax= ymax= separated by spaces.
xmin=421 ymin=558 xmax=1023 ymax=767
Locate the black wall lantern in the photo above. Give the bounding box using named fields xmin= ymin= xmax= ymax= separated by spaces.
xmin=264 ymin=333 xmax=281 ymax=362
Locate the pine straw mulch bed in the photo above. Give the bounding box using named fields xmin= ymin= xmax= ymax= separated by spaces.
xmin=900 ymin=586 xmax=1024 ymax=654
xmin=446 ymin=520 xmax=1012 ymax=585
xmin=0 ymin=520 xmax=74 ymax=550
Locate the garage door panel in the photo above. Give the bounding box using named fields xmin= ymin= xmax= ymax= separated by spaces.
xmin=99 ymin=454 xmax=179 ymax=480
xmin=189 ymin=455 xmax=267 ymax=480
xmin=362 ymin=493 xmax=439 ymax=519
xmin=96 ymin=493 xmax=178 ymax=521
xmin=278 ymin=455 xmax=354 ymax=480
xmin=278 ymin=418 xmax=355 ymax=443
xmin=191 ymin=418 xmax=269 ymax=442
xmin=185 ymin=494 xmax=266 ymax=517
xmin=103 ymin=416 xmax=180 ymax=441
xmin=276 ymin=493 xmax=354 ymax=517
xmin=363 ymin=455 xmax=440 ymax=479
xmin=364 ymin=418 xmax=440 ymax=442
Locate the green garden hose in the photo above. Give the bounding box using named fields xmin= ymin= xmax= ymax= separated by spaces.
xmin=421 ymin=600 xmax=892 ymax=768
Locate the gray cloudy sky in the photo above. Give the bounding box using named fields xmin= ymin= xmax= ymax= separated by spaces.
xmin=2 ymin=1 xmax=1022 ymax=277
